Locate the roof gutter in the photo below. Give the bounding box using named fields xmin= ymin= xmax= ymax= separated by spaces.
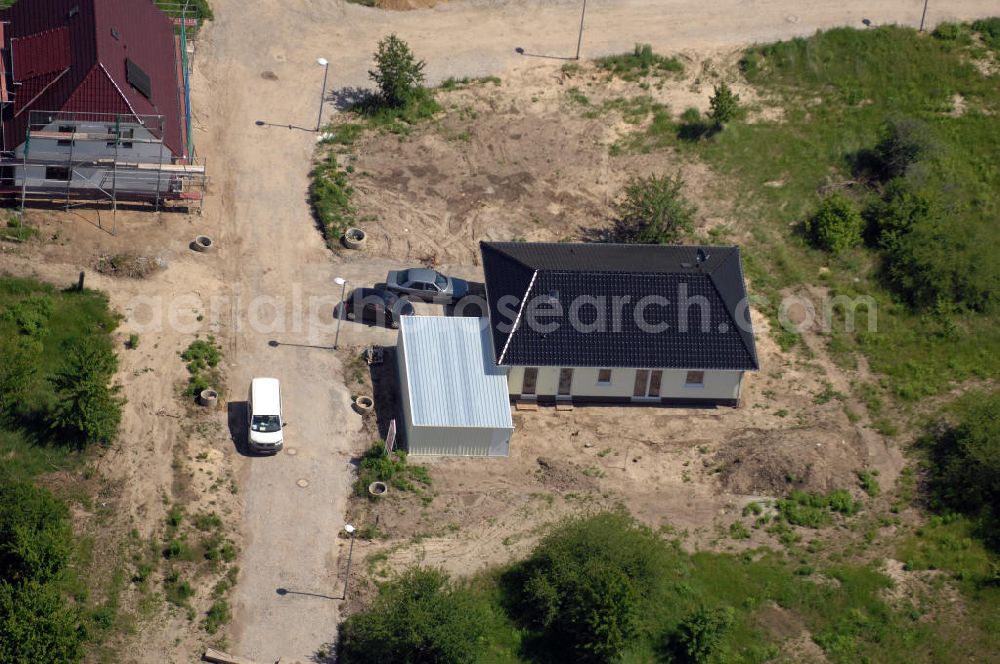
xmin=497 ymin=269 xmax=538 ymax=366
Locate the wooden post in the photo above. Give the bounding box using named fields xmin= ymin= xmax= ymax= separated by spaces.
xmin=77 ymin=271 xmax=85 ymax=291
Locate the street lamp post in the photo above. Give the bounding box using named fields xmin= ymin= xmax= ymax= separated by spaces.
xmin=333 ymin=277 xmax=347 ymax=350
xmin=919 ymin=0 xmax=930 ymax=32
xmin=575 ymin=0 xmax=588 ymax=60
xmin=316 ymin=58 xmax=330 ymax=131
xmin=343 ymin=524 xmax=356 ymax=600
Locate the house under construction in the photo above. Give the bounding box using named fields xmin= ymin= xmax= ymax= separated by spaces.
xmin=0 ymin=0 xmax=206 ymax=218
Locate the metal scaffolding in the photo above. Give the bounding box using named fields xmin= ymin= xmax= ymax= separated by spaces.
xmin=1 ymin=110 xmax=207 ymax=234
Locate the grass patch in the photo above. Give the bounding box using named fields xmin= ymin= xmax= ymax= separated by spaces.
xmin=776 ymin=489 xmax=860 ymax=528
xmin=353 ymin=442 xmax=431 ymax=500
xmin=180 ymin=336 xmax=222 ymax=397
xmin=622 ymin=24 xmax=1000 ymax=402
xmin=310 ymin=152 xmax=355 ymax=246
xmin=596 ymin=43 xmax=684 ymax=80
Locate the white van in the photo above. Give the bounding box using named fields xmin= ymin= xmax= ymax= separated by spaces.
xmin=248 ymin=377 xmax=283 ymax=453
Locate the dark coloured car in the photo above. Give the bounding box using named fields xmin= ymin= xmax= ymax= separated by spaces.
xmin=336 ymin=288 xmax=415 ymax=329
xmin=385 ymin=267 xmax=470 ymax=304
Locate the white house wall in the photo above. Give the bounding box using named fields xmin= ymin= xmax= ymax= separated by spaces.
xmin=406 ymin=425 xmax=511 ymax=457
xmin=507 ymin=366 xmax=744 ymax=404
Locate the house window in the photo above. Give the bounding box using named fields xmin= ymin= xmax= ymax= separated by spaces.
xmin=597 ymin=369 xmax=612 ymax=384
xmin=0 ymin=166 xmax=14 ymax=186
xmin=57 ymin=125 xmax=75 ymax=146
xmin=45 ymin=166 xmax=70 ymax=181
xmin=521 ymin=368 xmax=538 ymax=396
xmin=107 ymin=127 xmax=134 ymax=149
xmin=685 ymin=371 xmax=705 ymax=387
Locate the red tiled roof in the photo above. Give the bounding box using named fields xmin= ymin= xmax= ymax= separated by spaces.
xmin=11 ymin=27 xmax=70 ymax=80
xmin=0 ymin=0 xmax=185 ymax=158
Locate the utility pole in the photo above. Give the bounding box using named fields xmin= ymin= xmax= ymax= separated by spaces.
xmin=342 ymin=524 xmax=356 ymax=600
xmin=575 ymin=0 xmax=588 ymax=60
xmin=919 ymin=0 xmax=929 ymax=32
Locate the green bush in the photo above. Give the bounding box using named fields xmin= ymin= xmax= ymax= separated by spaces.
xmin=368 ymin=34 xmax=426 ymax=108
xmin=862 ymin=178 xmax=934 ymax=252
xmin=0 ymin=483 xmax=84 ymax=663
xmin=613 ymin=173 xmax=696 ymax=244
xmin=181 ymin=337 xmax=222 ymax=397
xmin=708 ymin=82 xmax=740 ymax=127
xmin=0 ymin=581 xmax=85 ymax=664
xmin=49 ymin=336 xmax=123 ymax=445
xmin=921 ymin=391 xmax=1000 ymax=548
xmin=806 ymin=193 xmax=864 ymax=252
xmin=884 ymin=212 xmax=1000 ymax=312
xmin=0 ymin=338 xmax=36 ymax=423
xmin=338 ymin=568 xmax=489 ymax=664
xmin=672 ymin=605 xmax=735 ymax=663
xmin=0 ymin=482 xmax=73 ymax=585
xmin=508 ymin=512 xmax=668 ymax=662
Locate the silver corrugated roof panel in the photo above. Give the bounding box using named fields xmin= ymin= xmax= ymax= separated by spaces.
xmin=400 ymin=316 xmax=513 ymax=429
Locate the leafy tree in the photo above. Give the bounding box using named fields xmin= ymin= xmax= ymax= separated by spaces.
xmin=872 ymin=117 xmax=933 ymax=181
xmin=510 ymin=512 xmax=667 ymax=663
xmin=673 ymin=605 xmax=735 ymax=663
xmin=922 ymin=391 xmax=1000 ymax=548
xmin=708 ymin=82 xmax=740 ymax=127
xmin=338 ymin=567 xmax=489 ymax=664
xmin=369 ymin=34 xmax=426 ymax=108
xmin=0 ymin=581 xmax=85 ymax=664
xmin=806 ymin=193 xmax=863 ymax=253
xmin=50 ymin=337 xmax=123 ymax=445
xmin=614 ymin=173 xmax=696 ymax=244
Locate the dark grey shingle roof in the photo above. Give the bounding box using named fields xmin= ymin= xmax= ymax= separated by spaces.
xmin=480 ymin=242 xmax=759 ymax=371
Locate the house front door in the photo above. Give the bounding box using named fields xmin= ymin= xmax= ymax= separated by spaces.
xmin=558 ymin=368 xmax=573 ymax=398
xmin=521 ymin=367 xmax=538 ymax=397
xmin=632 ymin=369 xmax=663 ymax=400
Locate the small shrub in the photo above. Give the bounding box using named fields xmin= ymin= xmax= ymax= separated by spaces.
xmin=164 ymin=571 xmax=193 ymax=606
xmin=708 ymin=81 xmax=740 ymax=127
xmin=164 ymin=538 xmax=192 ymax=561
xmin=858 ymin=471 xmax=881 ymax=498
xmin=127 ymin=333 xmax=139 ymax=350
xmin=729 ymin=522 xmax=751 ymax=540
xmin=672 ymin=605 xmax=735 ymax=663
xmin=972 ymin=17 xmax=1000 ymax=49
xmin=204 ymin=599 xmax=231 ymax=634
xmin=193 ymin=512 xmax=223 ymax=531
xmin=806 ymin=193 xmax=864 ymax=253
xmin=613 ymin=173 xmax=696 ymax=244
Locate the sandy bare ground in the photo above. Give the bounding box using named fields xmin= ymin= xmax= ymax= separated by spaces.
xmin=1 ymin=0 xmax=997 ymax=662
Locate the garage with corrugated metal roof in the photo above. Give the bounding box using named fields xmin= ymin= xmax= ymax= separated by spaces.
xmin=396 ymin=316 xmax=513 ymax=457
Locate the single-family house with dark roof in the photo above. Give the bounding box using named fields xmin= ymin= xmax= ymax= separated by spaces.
xmin=0 ymin=0 xmax=204 ymax=206
xmin=480 ymin=241 xmax=759 ymax=406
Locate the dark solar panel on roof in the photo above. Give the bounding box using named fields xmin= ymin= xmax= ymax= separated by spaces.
xmin=125 ymin=57 xmax=151 ymax=99
xmin=480 ymin=241 xmax=760 ymax=371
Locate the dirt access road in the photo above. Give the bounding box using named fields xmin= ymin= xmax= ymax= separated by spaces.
xmin=188 ymin=0 xmax=997 ymax=661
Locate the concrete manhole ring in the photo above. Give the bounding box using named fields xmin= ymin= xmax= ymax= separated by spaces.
xmin=198 ymin=389 xmax=218 ymax=407
xmin=191 ymin=235 xmax=215 ymax=252
xmin=353 ymin=395 xmax=374 ymax=415
xmin=342 ymin=227 xmax=367 ymax=250
xmin=786 ymin=14 xmax=800 ymax=23
xmin=368 ymin=481 xmax=388 ymax=497
xmin=296 ymin=478 xmax=309 ymax=488
xmin=286 ymin=448 xmax=297 ymax=456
